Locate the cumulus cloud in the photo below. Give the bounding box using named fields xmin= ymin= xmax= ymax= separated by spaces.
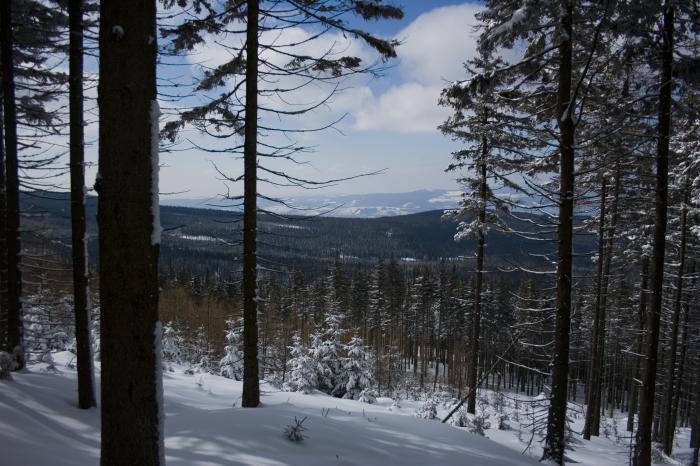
xmin=354 ymin=83 xmax=450 ymax=134
xmin=180 ymin=4 xmax=483 ymax=135
xmin=395 ymin=3 xmax=483 ymax=85
xmin=350 ymin=3 xmax=483 ymax=134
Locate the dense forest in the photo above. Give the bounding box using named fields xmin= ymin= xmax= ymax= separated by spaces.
xmin=0 ymin=1 xmax=699 ymax=466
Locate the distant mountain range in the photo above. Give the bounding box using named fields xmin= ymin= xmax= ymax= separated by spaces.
xmin=161 ymin=189 xmax=463 ymax=218
xmin=20 ymin=190 xmax=595 ymax=278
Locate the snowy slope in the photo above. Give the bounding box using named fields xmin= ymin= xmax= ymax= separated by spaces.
xmin=1 ymin=352 xmax=692 ymax=466
xmin=1 ymin=352 xmax=538 ymax=466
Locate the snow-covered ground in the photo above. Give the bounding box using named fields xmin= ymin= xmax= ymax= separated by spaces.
xmin=0 ymin=352 xmax=692 ymax=466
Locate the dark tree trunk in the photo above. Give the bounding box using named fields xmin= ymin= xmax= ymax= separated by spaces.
xmin=627 ymin=257 xmax=649 ymax=432
xmin=627 ymin=257 xmax=649 ymax=433
xmin=587 ymin=165 xmax=621 ymax=437
xmin=0 ymin=101 xmax=6 ymax=351
xmin=467 ymin=139 xmax=487 ymax=415
xmin=634 ymin=4 xmax=673 ymax=466
xmin=97 ymin=0 xmax=163 ymax=463
xmin=692 ymin=375 xmax=700 ymax=466
xmin=68 ymin=0 xmax=96 ymax=410
xmin=584 ymin=178 xmax=607 ymax=440
xmin=1 ymin=0 xmax=24 ymax=369
xmin=661 ymin=185 xmax=689 ymax=455
xmin=542 ymin=5 xmax=574 ymax=464
xmin=242 ymin=0 xmax=260 ymax=408
xmin=669 ymin=294 xmax=690 ymax=450
xmin=674 ymin=267 xmax=695 ymax=432
xmin=433 ymin=307 xmax=441 ymax=391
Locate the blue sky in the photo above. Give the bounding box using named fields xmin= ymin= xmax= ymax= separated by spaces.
xmin=152 ymin=1 xmax=486 ymax=200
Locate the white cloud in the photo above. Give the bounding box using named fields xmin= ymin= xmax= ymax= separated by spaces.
xmin=354 ymin=83 xmax=449 ymax=133
xmin=350 ymin=3 xmax=483 ymax=134
xmin=396 ymin=3 xmax=483 ymax=85
xmin=182 ymin=5 xmax=484 ymax=135
xmin=157 ymin=4 xmax=483 ymax=197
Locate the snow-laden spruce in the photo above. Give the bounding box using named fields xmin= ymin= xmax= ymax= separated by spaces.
xmin=219 ymin=319 xmax=244 ymax=380
xmin=284 ymin=333 xmax=318 ymax=394
xmin=161 ymin=321 xmax=184 ymax=366
xmin=339 ymin=336 xmax=374 ymax=401
xmin=311 ymin=314 xmax=345 ymax=396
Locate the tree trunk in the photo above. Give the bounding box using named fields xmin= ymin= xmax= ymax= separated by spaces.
xmin=661 ymin=185 xmax=689 ymax=455
xmin=584 ymin=178 xmax=607 ymax=440
xmin=433 ymin=306 xmax=442 ymax=391
xmin=68 ymin=0 xmax=96 ymax=410
xmin=628 ymin=257 xmax=649 ymax=433
xmin=692 ymin=375 xmax=700 ymax=466
xmin=669 ymin=293 xmax=690 ymax=451
xmin=468 ymin=144 xmax=487 ymax=414
xmin=588 ymin=164 xmax=621 ymax=436
xmin=97 ymin=0 xmax=163 ymax=463
xmin=242 ymin=0 xmax=260 ymax=408
xmin=634 ymin=4 xmax=673 ymax=466
xmin=542 ymin=4 xmax=574 ymax=464
xmin=0 ymin=100 xmax=6 ymax=352
xmin=1 ymin=0 xmax=24 ymax=369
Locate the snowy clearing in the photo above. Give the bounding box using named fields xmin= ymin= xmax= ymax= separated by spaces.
xmin=1 ymin=352 xmax=537 ymax=466
xmin=0 ymin=352 xmax=692 ymax=466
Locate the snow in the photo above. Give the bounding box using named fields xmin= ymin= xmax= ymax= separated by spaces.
xmin=151 ymin=100 xmax=162 ymax=246
xmin=1 ymin=352 xmax=693 ymax=466
xmin=2 ymin=352 xmax=542 ymax=466
xmin=488 ymin=5 xmax=529 ymax=39
xmin=154 ymin=320 xmax=165 ymax=465
xmin=178 ymin=234 xmax=217 ymax=242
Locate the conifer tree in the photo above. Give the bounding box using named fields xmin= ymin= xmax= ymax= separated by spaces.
xmin=440 ymin=48 xmax=527 ymax=413
xmin=97 ymin=0 xmax=163 ymax=462
xmin=2 ymin=0 xmax=24 ymax=369
xmin=341 ymin=335 xmax=373 ymax=400
xmin=161 ymin=321 xmax=184 ymax=365
xmin=285 ymin=333 xmax=317 ymax=394
xmin=68 ymin=0 xmax=96 ymax=410
xmin=220 ymin=319 xmax=244 ymax=380
xmin=478 ymin=2 xmax=613 ymax=461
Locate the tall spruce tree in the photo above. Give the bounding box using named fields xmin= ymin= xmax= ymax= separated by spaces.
xmin=478 ymin=1 xmax=612 ymax=462
xmin=630 ymin=1 xmax=695 ymax=463
xmin=440 ymin=48 xmax=528 ymax=414
xmin=68 ymin=0 xmax=96 ymax=410
xmin=1 ymin=0 xmax=23 ymax=369
xmin=97 ymin=0 xmax=163 ymax=463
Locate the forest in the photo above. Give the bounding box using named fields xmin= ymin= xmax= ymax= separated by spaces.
xmin=0 ymin=1 xmax=699 ymax=466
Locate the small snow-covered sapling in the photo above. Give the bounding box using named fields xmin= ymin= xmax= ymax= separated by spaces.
xmin=285 ymin=416 xmax=308 ymax=442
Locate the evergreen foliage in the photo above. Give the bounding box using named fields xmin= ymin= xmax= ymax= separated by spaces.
xmin=219 ymin=319 xmax=244 ymax=380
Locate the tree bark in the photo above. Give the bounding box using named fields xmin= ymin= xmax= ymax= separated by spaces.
xmin=1 ymin=0 xmax=24 ymax=369
xmin=634 ymin=4 xmax=673 ymax=465
xmin=584 ymin=178 xmax=607 ymax=440
xmin=627 ymin=257 xmax=649 ymax=433
xmin=542 ymin=4 xmax=574 ymax=464
xmin=242 ymin=0 xmax=260 ymax=408
xmin=467 ymin=138 xmax=487 ymax=414
xmin=97 ymin=0 xmax=163 ymax=463
xmin=587 ymin=165 xmax=621 ymax=436
xmin=0 ymin=100 xmax=6 ymax=352
xmin=692 ymin=374 xmax=700 ymax=466
xmin=69 ymin=0 xmax=96 ymax=410
xmin=661 ymin=184 xmax=689 ymax=455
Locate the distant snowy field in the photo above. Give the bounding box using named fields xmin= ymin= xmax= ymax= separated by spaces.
xmin=0 ymin=352 xmax=692 ymax=466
